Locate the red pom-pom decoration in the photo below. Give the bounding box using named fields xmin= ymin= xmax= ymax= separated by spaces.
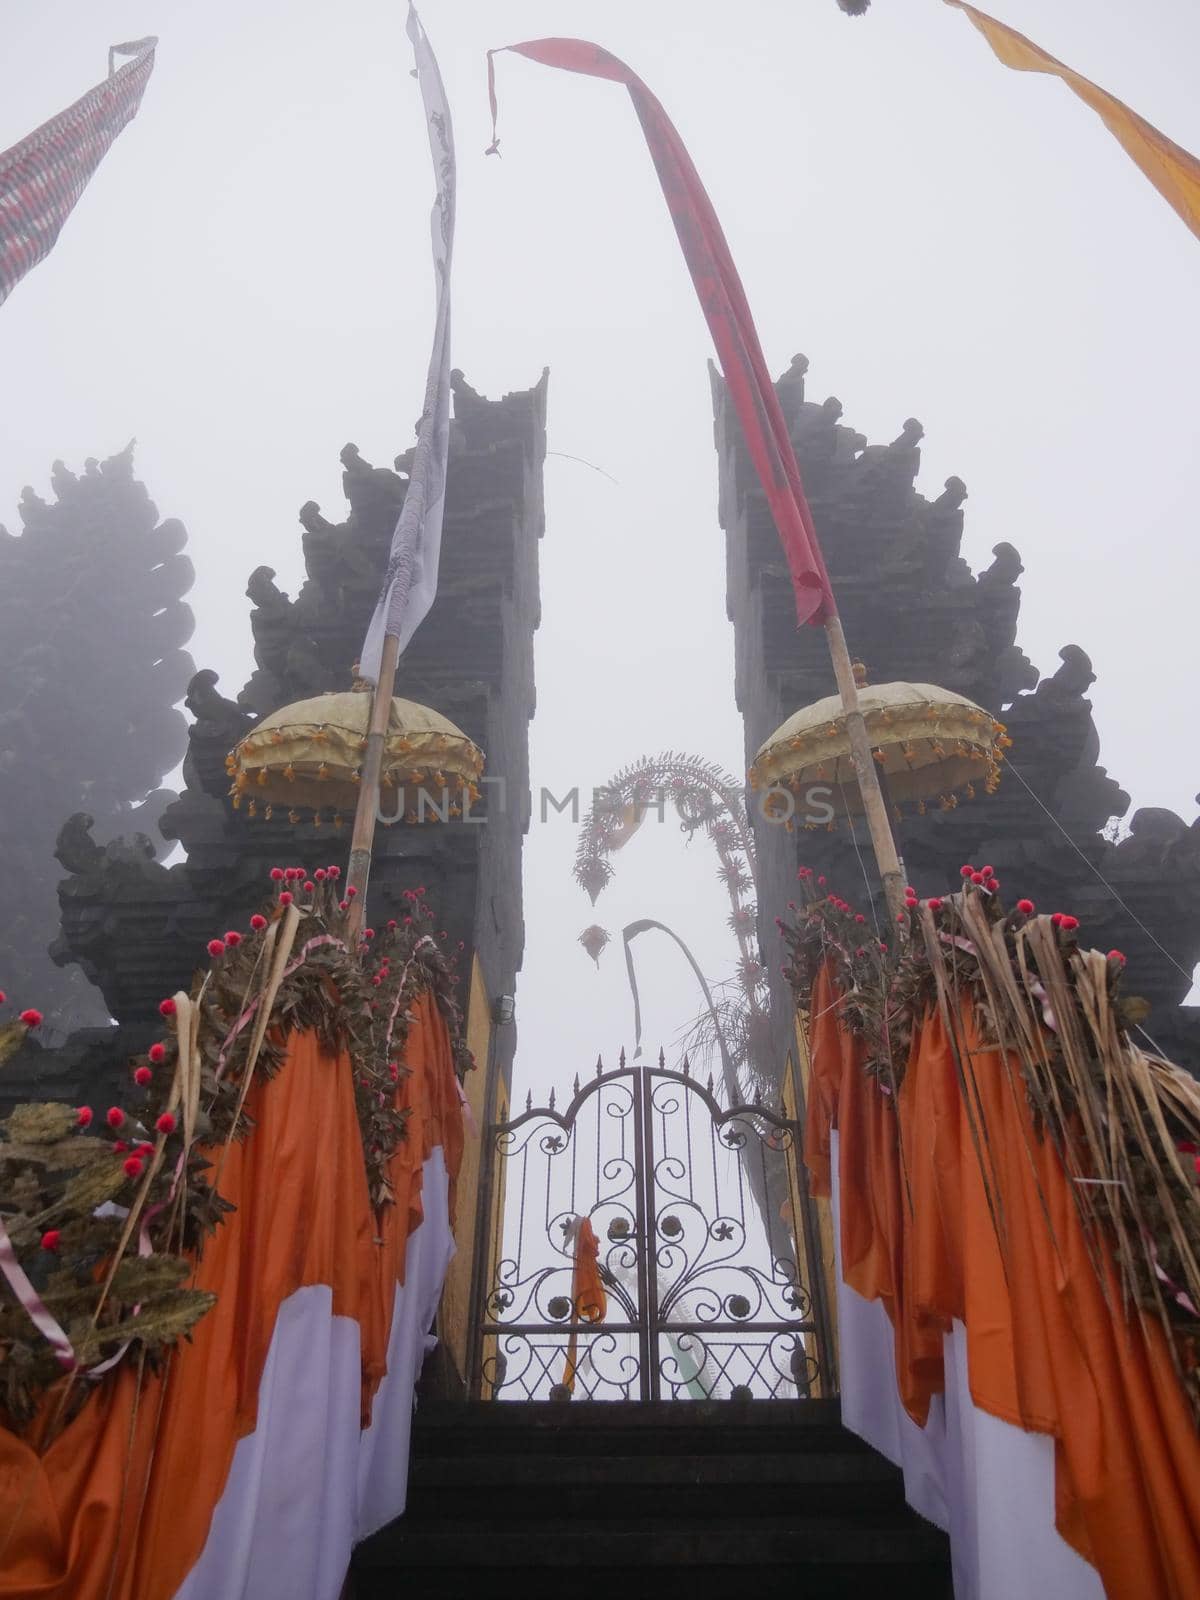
xmin=123 ymin=1156 xmax=145 ymax=1180
xmin=986 ymin=878 xmax=1000 ymax=893
xmin=0 ymin=990 xmax=5 ymax=1004
xmin=927 ymin=897 xmax=943 ymax=911
xmin=346 ymin=885 xmax=358 ymax=898
xmin=278 ymin=892 xmax=293 ymax=906
xmin=207 ymin=939 xmax=226 ymax=958
xmin=156 ymin=1111 xmax=177 ymax=1135
xmin=1108 ymin=949 xmax=1126 ymax=964
xmin=113 ymin=1140 xmax=128 ymax=1152
xmin=159 ymin=998 xmax=177 ymax=1017
xmin=969 ymin=872 xmax=984 ymax=886
xmin=387 ymin=919 xmax=398 ymax=931
xmin=897 ymin=913 xmax=907 ymax=925
xmin=270 ymin=867 xmax=285 ymax=882
xmin=1016 ymin=899 xmax=1035 ymax=915
xmin=855 ymin=914 xmax=866 ymax=924
xmin=225 ymin=931 xmax=242 ymax=947
xmin=250 ymin=914 xmax=267 ymax=931
xmin=329 ymin=865 xmax=341 ymax=879
xmin=960 ymin=864 xmax=975 ymax=878
xmin=303 ymin=881 xmax=315 ymax=893
xmin=1060 ymin=915 xmax=1080 ymax=932
xmin=363 ymin=928 xmax=375 ymax=940
xmin=315 ymin=868 xmax=327 ymax=881
xmin=76 ymin=1106 xmax=93 ymax=1128
xmin=134 ymin=1066 xmax=152 ymax=1086
xmin=980 ymin=865 xmax=994 ymax=878
xmin=106 ymin=1107 xmax=125 ymax=1129
xmin=19 ymin=1009 xmax=43 ymax=1028
xmin=1050 ymin=912 xmax=1064 ymax=927
xmin=878 ymin=941 xmax=888 ymax=953
xmin=41 ymin=1230 xmax=61 ymax=1252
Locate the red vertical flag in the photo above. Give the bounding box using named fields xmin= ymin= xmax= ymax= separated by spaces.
xmin=487 ymin=40 xmax=836 ymax=627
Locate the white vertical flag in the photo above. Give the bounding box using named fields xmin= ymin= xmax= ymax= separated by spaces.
xmin=359 ymin=3 xmax=456 ymax=684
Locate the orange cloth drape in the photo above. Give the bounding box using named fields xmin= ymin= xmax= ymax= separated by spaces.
xmin=562 ymin=1217 xmax=606 ymax=1394
xmin=0 ymin=989 xmax=464 ymax=1600
xmin=804 ymin=964 xmax=1200 ymax=1598
xmin=947 ymin=1 xmax=1200 ymax=242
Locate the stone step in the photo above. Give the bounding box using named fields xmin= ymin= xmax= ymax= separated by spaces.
xmin=415 ymin=1398 xmax=845 ymax=1430
xmin=354 ymin=1516 xmax=950 ymax=1573
xmin=406 ymin=1446 xmax=908 ymax=1516
xmin=408 ymin=1398 xmax=861 ymax=1457
xmin=351 ymin=1400 xmax=952 ymax=1597
xmin=411 ymin=1448 xmax=898 ymax=1490
xmin=354 ymin=1562 xmax=951 ymax=1600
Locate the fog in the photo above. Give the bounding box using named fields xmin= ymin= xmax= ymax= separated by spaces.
xmin=2 ymin=0 xmax=1197 ymax=1101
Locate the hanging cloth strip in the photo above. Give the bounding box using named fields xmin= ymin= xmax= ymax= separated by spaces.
xmin=0 ymin=38 xmax=156 ymax=307
xmin=485 ymin=39 xmax=836 ymax=630
xmin=561 ymin=1216 xmax=607 ymax=1394
xmin=946 ymin=2 xmax=1200 ymax=242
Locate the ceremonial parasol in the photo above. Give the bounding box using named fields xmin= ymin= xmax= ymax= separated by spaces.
xmin=225 ymin=687 xmax=483 ymax=828
xmin=749 ymin=680 xmax=1009 ymax=824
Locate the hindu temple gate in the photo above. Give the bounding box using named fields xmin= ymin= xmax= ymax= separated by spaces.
xmin=466 ymin=1050 xmax=829 ymax=1403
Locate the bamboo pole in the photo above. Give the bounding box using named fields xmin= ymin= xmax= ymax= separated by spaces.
xmin=345 ymin=632 xmax=401 ymax=941
xmin=823 ymin=613 xmax=908 ymax=924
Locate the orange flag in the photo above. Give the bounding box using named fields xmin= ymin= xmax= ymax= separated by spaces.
xmin=947 ymin=2 xmax=1200 ymax=241
xmin=562 ymin=1216 xmax=606 ymax=1394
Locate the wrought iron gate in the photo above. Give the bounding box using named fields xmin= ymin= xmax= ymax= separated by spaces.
xmin=467 ymin=1053 xmax=823 ymax=1402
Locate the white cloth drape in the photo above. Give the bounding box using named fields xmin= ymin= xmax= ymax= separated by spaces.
xmin=830 ymin=1132 xmax=1104 ymax=1600
xmin=175 ymin=1148 xmax=454 ymax=1600
xmin=358 ymin=4 xmax=455 ymax=684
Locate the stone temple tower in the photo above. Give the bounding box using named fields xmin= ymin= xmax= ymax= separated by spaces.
xmin=714 ymin=354 xmax=1200 ymax=1079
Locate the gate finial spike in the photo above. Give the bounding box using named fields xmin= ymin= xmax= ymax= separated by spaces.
xmin=619 ymin=1046 xmax=626 ymax=1068
xmin=549 ymin=1086 xmax=556 ymax=1110
xmin=658 ymin=1046 xmax=666 ymax=1069
xmin=525 ymin=1088 xmax=532 ymax=1112
xmin=707 ymin=1071 xmax=715 ymax=1094
xmin=573 ymin=1071 xmax=581 ymax=1095
xmin=595 ymin=1054 xmax=603 ymax=1077
xmin=682 ymin=1053 xmax=690 ymax=1076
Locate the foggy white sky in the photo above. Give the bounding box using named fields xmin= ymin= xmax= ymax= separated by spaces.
xmin=2 ymin=0 xmax=1197 ymax=1104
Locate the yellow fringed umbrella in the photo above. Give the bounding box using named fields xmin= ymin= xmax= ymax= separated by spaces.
xmin=749 ymin=681 xmax=1009 ymax=823
xmin=225 ymin=689 xmax=484 ymax=827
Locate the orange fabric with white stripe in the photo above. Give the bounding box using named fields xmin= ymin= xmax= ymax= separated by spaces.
xmin=804 ymin=964 xmax=1200 ymax=1598
xmin=0 ymin=990 xmax=464 ymax=1598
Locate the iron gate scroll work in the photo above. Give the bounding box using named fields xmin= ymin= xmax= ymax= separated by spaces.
xmin=467 ymin=1054 xmax=823 ymax=1401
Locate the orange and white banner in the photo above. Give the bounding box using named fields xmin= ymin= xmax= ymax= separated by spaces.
xmin=0 ymin=992 xmax=464 ymax=1600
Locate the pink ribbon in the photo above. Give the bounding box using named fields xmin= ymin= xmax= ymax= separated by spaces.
xmin=83 ymin=1201 xmax=162 ymax=1380
xmin=456 ymin=1077 xmax=478 ymax=1138
xmin=215 ymin=933 xmax=348 ymax=1080
xmin=0 ymin=1214 xmax=76 ymax=1371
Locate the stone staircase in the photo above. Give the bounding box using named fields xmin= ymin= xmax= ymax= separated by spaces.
xmin=351 ymin=1399 xmax=952 ymax=1598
